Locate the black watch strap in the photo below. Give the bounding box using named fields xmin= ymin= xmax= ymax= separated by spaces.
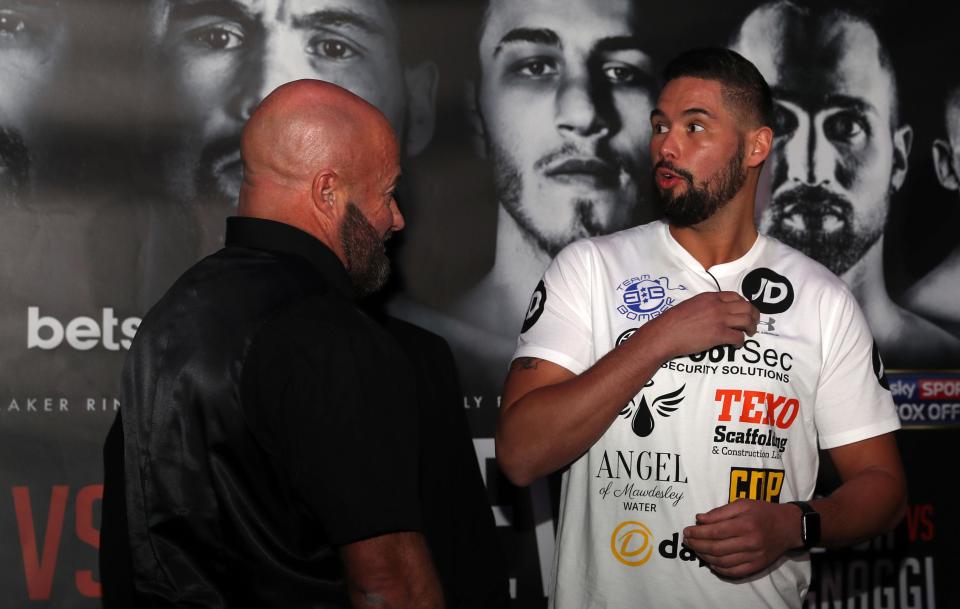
xmin=789 ymin=500 xmax=821 ymax=549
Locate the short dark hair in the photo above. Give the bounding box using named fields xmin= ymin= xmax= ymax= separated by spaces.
xmin=663 ymin=48 xmax=773 ymax=130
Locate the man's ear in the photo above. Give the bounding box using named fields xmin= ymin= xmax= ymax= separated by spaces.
xmin=891 ymin=124 xmax=913 ymax=192
xmin=403 ymin=60 xmax=438 ymax=156
xmin=746 ymin=126 xmax=773 ymax=168
xmin=311 ymin=170 xmax=340 ymax=220
xmin=932 ymin=137 xmax=960 ymax=192
xmin=464 ymin=79 xmax=488 ymax=160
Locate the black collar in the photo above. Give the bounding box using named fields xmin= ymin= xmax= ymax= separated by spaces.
xmin=224 ymin=216 xmax=354 ymax=299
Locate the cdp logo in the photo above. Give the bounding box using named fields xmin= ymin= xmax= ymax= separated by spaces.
xmin=741 ymin=268 xmax=794 ymax=315
xmin=610 ymin=521 xmax=654 ymax=566
xmin=729 ymin=467 xmax=784 ymax=503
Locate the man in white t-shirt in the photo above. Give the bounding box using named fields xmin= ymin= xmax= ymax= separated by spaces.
xmin=497 ymin=48 xmax=907 ymax=609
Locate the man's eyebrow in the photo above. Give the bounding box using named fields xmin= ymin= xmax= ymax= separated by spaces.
xmin=493 ymin=28 xmax=561 ymax=57
xmin=649 ymin=107 xmax=715 ymax=121
xmin=167 ymin=0 xmax=254 ymax=23
xmin=593 ymin=36 xmax=651 ymax=57
xmin=772 ymin=88 xmax=877 ymax=116
xmin=291 ymin=8 xmax=387 ymax=36
xmin=683 ymin=107 xmax=714 ymax=118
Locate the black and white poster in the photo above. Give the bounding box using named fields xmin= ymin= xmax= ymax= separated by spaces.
xmin=1 ymin=0 xmax=957 ymax=606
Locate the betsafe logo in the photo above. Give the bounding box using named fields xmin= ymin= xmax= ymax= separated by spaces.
xmin=27 ymin=307 xmax=140 ymax=351
xmin=610 ymin=521 xmax=706 ymax=568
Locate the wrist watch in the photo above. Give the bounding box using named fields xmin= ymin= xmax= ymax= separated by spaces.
xmin=789 ymin=500 xmax=821 ymax=549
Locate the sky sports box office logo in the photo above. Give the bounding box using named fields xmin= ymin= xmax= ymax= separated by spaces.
xmin=887 ymin=372 xmax=960 ymax=427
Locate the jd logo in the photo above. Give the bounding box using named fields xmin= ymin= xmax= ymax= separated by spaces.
xmin=610 ymin=521 xmax=654 ymax=566
xmin=729 ymin=467 xmax=784 ymax=503
xmin=521 ymin=280 xmax=547 ymax=333
xmin=619 ymin=380 xmax=685 ymax=437
xmin=741 ymin=268 xmax=794 ymax=314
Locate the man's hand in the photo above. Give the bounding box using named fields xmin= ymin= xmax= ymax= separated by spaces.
xmin=682 ymin=500 xmax=800 ymax=578
xmin=497 ymin=291 xmax=759 ymax=486
xmin=650 ymin=291 xmax=760 ymax=360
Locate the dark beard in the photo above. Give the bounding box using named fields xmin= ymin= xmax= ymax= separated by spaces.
xmin=492 ymin=141 xmax=637 ymax=257
xmin=765 ymin=184 xmax=881 ymax=276
xmin=195 ymin=134 xmax=242 ymax=208
xmin=653 ymin=140 xmax=746 ymax=227
xmin=0 ymin=126 xmax=31 ymax=205
xmin=340 ymin=202 xmax=390 ymax=297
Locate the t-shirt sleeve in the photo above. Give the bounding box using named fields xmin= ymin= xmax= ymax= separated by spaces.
xmin=245 ymin=308 xmax=422 ymax=546
xmin=513 ymin=242 xmax=595 ymax=374
xmin=814 ymin=286 xmax=901 ymax=449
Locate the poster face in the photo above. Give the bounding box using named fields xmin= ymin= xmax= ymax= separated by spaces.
xmin=0 ymin=0 xmax=958 ymax=606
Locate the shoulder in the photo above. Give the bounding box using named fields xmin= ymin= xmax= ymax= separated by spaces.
xmin=759 ymin=235 xmax=852 ymax=303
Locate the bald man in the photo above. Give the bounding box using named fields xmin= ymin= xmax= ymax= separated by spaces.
xmin=108 ymin=80 xmax=444 ymax=608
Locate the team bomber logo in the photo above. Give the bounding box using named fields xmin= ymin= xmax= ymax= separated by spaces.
xmin=610 ymin=520 xmax=706 ymax=568
xmin=872 ymin=340 xmax=890 ymax=391
xmin=616 ymin=274 xmax=686 ymax=321
xmin=521 ymin=279 xmax=547 ymax=333
xmin=741 ymin=268 xmax=794 ymax=315
xmin=619 ymin=379 xmax=685 ymax=437
xmin=729 ymin=467 xmax=784 ymax=503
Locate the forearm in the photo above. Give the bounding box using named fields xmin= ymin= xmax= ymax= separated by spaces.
xmin=809 ymin=465 xmax=907 ymax=548
xmin=496 ymin=323 xmax=671 ymax=486
xmin=344 ymin=532 xmax=445 ymax=609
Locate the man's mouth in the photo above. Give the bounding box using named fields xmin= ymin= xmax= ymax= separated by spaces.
xmin=543 ymin=157 xmax=620 ymax=188
xmin=211 ymin=149 xmax=243 ymax=201
xmin=655 ymin=166 xmax=687 ymax=190
xmin=772 ymin=187 xmax=852 ymax=235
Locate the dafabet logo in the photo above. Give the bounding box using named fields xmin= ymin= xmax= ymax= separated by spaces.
xmin=610 ymin=521 xmax=654 ymax=566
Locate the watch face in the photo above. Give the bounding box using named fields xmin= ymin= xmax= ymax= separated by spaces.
xmin=802 ymin=511 xmax=821 ymax=548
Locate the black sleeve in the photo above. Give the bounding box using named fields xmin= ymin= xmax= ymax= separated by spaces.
xmin=383 ymin=318 xmax=511 ymax=609
xmin=245 ymin=302 xmax=422 ymax=546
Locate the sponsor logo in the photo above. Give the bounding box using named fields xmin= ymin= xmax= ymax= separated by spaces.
xmin=615 ymin=274 xmax=685 ymax=321
xmin=729 ymin=467 xmax=784 ymax=503
xmin=616 ymin=328 xmax=638 ymax=347
xmin=610 ymin=521 xmax=654 ymax=566
xmin=27 ymin=307 xmax=140 ymax=351
xmin=610 ymin=521 xmax=706 ymax=568
xmin=741 ymin=268 xmax=794 ymax=314
xmin=595 ymin=450 xmax=688 ymax=484
xmin=521 ymin=280 xmax=547 ymax=333
xmin=887 ymin=372 xmax=960 ymax=428
xmin=714 ymin=388 xmax=799 ymax=429
xmin=618 ymin=380 xmax=685 ymax=437
xmin=757 ymin=317 xmax=778 ymax=335
xmin=919 ymin=379 xmax=960 ymax=400
xmin=872 ymin=341 xmax=890 ymax=391
xmin=710 ymin=389 xmax=797 ymax=456
xmin=665 ymin=338 xmax=793 ymax=383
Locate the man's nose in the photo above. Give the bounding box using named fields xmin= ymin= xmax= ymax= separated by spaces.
xmin=237 ymin=30 xmax=311 ymax=121
xmin=783 ymin=114 xmax=835 ymax=186
xmin=390 ymin=201 xmax=405 ymax=232
xmin=654 ymin=127 xmax=682 ymax=162
xmin=554 ymin=69 xmax=608 ymax=139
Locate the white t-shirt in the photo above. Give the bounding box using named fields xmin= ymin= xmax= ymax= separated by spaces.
xmin=514 ymin=221 xmax=900 ymax=609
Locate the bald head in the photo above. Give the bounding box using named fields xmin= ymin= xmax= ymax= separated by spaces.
xmin=236 ymin=80 xmax=404 ymax=296
xmin=238 ymin=79 xmax=399 ymax=222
